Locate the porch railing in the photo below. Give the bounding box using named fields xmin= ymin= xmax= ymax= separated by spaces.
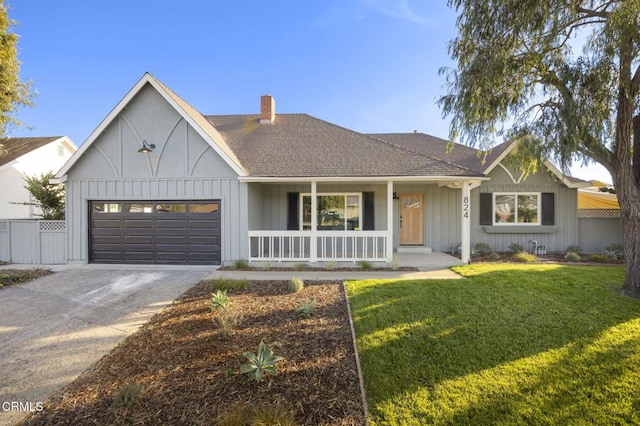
xmin=248 ymin=230 xmax=388 ymax=262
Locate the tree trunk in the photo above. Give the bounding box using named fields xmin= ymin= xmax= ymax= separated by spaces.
xmin=621 ymin=205 xmax=640 ymax=297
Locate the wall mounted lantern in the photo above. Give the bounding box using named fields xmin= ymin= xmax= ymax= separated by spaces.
xmin=137 ymin=140 xmax=155 ymax=154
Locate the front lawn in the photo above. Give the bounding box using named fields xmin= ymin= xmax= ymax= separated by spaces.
xmin=346 ymin=264 xmax=640 ymax=425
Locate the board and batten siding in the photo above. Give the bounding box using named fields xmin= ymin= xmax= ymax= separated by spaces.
xmin=392 ymin=183 xmax=461 ymax=252
xmin=248 ymin=183 xmax=389 ymax=231
xmin=64 ymin=83 xmax=247 ymax=264
xmin=249 ymin=182 xmax=462 ymax=252
xmin=471 ymin=165 xmax=579 ymax=252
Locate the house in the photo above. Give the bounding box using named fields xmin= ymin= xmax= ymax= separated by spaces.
xmin=54 ymin=73 xmax=589 ymax=266
xmin=0 ymin=136 xmax=76 ymax=219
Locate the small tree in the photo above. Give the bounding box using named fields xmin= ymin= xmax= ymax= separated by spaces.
xmin=0 ymin=1 xmax=34 ymax=154
xmin=14 ymin=172 xmax=65 ymax=219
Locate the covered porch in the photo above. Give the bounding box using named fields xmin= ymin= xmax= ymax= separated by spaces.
xmin=243 ymin=177 xmax=484 ymax=264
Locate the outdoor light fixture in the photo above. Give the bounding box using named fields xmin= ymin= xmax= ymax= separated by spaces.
xmin=137 ymin=140 xmax=155 ymax=154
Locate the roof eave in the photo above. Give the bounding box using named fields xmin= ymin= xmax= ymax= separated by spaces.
xmin=239 ymin=175 xmax=489 ymax=183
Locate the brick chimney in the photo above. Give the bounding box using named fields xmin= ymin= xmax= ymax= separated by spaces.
xmin=260 ymin=94 xmax=275 ymax=124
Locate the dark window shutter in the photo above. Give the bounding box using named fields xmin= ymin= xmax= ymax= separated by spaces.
xmin=363 ymin=192 xmax=375 ymax=230
xmin=287 ymin=192 xmax=299 ymax=230
xmin=479 ymin=192 xmax=492 ymax=225
xmin=541 ymin=193 xmax=555 ymax=225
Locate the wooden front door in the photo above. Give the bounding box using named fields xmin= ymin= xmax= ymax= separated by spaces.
xmin=400 ymin=194 xmax=423 ymax=245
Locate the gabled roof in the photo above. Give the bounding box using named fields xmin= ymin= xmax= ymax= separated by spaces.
xmin=206 ymin=114 xmax=482 ymax=178
xmin=55 ymin=73 xmax=586 ymax=185
xmin=56 ymin=72 xmax=246 ymax=178
xmin=0 ymin=136 xmax=64 ymax=167
xmin=369 ymin=133 xmax=513 ymax=175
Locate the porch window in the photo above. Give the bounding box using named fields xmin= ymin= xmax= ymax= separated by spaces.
xmin=301 ymin=193 xmax=362 ymax=230
xmin=494 ymin=193 xmax=540 ymax=225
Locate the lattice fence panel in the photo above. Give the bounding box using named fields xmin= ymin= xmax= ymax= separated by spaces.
xmin=39 ymin=221 xmax=66 ymax=231
xmin=578 ymin=209 xmax=620 ymax=218
xmin=0 ymin=221 xmax=7 ymax=231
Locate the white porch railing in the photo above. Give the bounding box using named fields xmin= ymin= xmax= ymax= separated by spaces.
xmin=248 ymin=230 xmax=388 ymax=262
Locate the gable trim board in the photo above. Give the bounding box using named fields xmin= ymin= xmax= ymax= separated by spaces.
xmin=55 ymin=73 xmax=245 ymax=180
xmin=54 ymin=73 xmax=592 ymax=265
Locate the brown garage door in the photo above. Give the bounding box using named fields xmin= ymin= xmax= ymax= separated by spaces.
xmin=90 ymin=201 xmax=221 ymax=265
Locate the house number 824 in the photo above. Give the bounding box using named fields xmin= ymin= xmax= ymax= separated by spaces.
xmin=463 ymin=196 xmax=469 ymax=219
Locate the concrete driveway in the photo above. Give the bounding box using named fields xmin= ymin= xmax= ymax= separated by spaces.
xmin=0 ymin=264 xmax=214 ymax=426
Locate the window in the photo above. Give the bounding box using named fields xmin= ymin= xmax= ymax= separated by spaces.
xmin=92 ymin=203 xmax=121 ymax=213
xmin=189 ymin=203 xmax=219 ymax=213
xmin=156 ymin=203 xmax=186 ymax=213
xmin=301 ymin=193 xmax=362 ymax=230
xmin=123 ymin=203 xmax=153 ymax=213
xmin=494 ymin=193 xmax=540 ymax=225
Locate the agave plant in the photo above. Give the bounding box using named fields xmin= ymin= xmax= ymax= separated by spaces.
xmin=240 ymin=340 xmax=285 ymax=382
xmin=295 ymin=300 xmax=315 ymax=318
xmin=210 ymin=289 xmax=230 ymax=311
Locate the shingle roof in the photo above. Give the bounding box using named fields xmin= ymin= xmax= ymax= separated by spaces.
xmin=205 ymin=114 xmax=483 ymax=178
xmin=368 ymin=133 xmax=513 ymax=175
xmin=0 ymin=137 xmax=62 ymax=167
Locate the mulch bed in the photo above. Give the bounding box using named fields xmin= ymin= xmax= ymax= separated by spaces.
xmin=21 ymin=280 xmax=366 ymax=425
xmin=455 ymin=252 xmax=625 ymax=265
xmin=0 ymin=268 xmax=53 ymax=287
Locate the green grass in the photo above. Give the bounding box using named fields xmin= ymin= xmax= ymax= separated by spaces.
xmin=346 ymin=264 xmax=640 ymax=425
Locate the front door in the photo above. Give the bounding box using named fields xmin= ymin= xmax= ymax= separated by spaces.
xmin=400 ymin=193 xmax=423 ymax=245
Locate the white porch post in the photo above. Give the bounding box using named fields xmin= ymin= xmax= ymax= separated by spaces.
xmin=386 ymin=180 xmax=394 ymax=261
xmin=310 ymin=180 xmax=318 ymax=262
xmin=461 ymin=182 xmax=471 ymax=263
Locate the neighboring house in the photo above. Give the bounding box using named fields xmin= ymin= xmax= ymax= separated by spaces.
xmin=55 ymin=73 xmax=589 ymax=266
xmin=0 ymin=136 xmax=76 ymax=219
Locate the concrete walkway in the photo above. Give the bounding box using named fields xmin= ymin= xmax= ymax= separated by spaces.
xmin=204 ymin=252 xmax=465 ymax=281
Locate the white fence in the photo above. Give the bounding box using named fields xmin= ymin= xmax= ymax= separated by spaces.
xmin=249 ymin=230 xmax=388 ymax=262
xmin=0 ymin=220 xmax=66 ymax=264
xmin=578 ymin=216 xmax=624 ymax=254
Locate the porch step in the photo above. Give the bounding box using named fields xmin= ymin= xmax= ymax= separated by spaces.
xmin=397 ymin=246 xmax=432 ymax=254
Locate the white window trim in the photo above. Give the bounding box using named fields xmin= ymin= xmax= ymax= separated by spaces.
xmin=300 ymin=192 xmax=363 ymax=231
xmin=492 ymin=192 xmax=541 ymax=226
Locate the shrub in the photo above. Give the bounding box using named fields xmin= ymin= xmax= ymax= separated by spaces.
xmin=240 ymin=340 xmax=285 ymax=382
xmin=512 ymin=252 xmax=538 ymax=263
xmin=508 ymin=243 xmax=525 ymax=254
xmin=325 ymin=261 xmax=336 ymax=271
xmin=358 ymin=259 xmax=373 ymax=270
xmin=210 ymin=289 xmax=230 ymax=311
xmin=295 ymin=300 xmax=315 ymax=318
xmin=564 ymin=252 xmax=582 ymax=262
xmin=605 ymin=243 xmax=624 ymax=256
xmin=474 ymin=242 xmax=493 ymax=256
xmin=212 ymin=310 xmax=243 ymax=338
xmin=604 ymin=249 xmax=622 ymax=261
xmin=232 ymin=259 xmax=248 ymax=270
xmin=565 ymin=245 xmax=583 ymax=255
xmin=587 ymin=253 xmax=610 ymax=263
xmin=294 ymin=262 xmax=308 ymax=271
xmin=261 ymin=262 xmax=272 ymax=271
xmin=218 ymin=402 xmax=296 ymax=426
xmin=113 ymin=382 xmax=142 ymax=408
xmin=289 ymin=277 xmax=304 ymax=293
xmin=208 ymin=278 xmax=247 ymax=291
xmin=488 ymin=252 xmax=501 ymax=261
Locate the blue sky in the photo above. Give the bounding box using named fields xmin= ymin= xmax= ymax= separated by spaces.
xmin=8 ymin=0 xmax=611 ymax=182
